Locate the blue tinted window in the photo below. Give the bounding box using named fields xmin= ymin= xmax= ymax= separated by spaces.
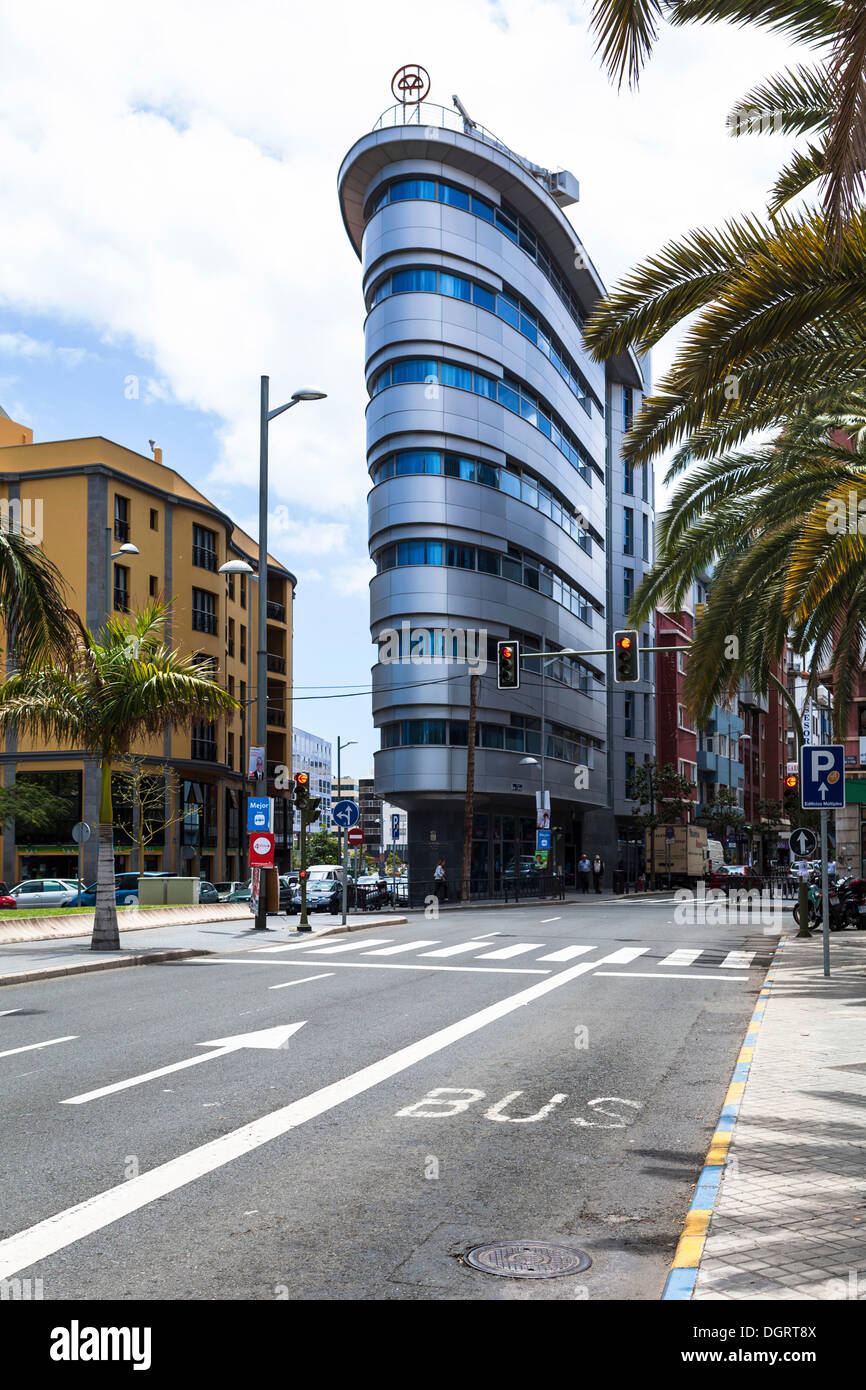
xmin=496 ymin=292 xmax=519 ymax=329
xmin=474 ymin=372 xmax=496 ymax=399
xmin=495 ymin=207 xmax=519 ymax=243
xmin=440 ymin=272 xmax=471 ymax=301
xmin=471 ymin=194 xmax=495 ymax=222
xmin=368 ymin=186 xmax=389 ymax=216
xmin=500 ymin=470 xmax=521 ymax=499
xmin=378 ymin=545 xmax=396 ymax=571
xmin=372 ymin=279 xmax=390 ymax=305
xmin=477 ymin=549 xmax=500 ymax=575
xmin=438 ymin=183 xmax=470 ymax=210
xmin=497 ymin=381 xmax=519 ymax=413
xmin=395 ymin=450 xmax=441 ymax=475
xmin=392 ymin=268 xmax=436 ymax=294
xmin=472 ymin=283 xmax=496 ymax=312
xmin=446 ymin=545 xmax=475 ymax=569
xmin=391 ymin=359 xmax=437 ymax=385
xmin=426 ymin=541 xmax=443 ymax=566
xmin=519 ymin=313 xmax=537 ymax=344
xmin=440 ymin=362 xmax=472 ymax=391
xmin=476 ymin=462 xmax=498 ymax=488
xmin=391 ymin=179 xmax=435 ymax=201
xmin=520 ymin=395 xmax=538 ymax=426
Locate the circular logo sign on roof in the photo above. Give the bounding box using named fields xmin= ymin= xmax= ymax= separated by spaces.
xmin=391 ymin=64 xmax=430 ymax=105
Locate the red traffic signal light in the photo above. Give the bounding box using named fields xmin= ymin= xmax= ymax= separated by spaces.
xmin=613 ymin=629 xmax=639 ymax=683
xmin=497 ymin=639 xmax=520 ymax=690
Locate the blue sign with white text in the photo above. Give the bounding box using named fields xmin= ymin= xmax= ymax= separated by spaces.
xmin=247 ymin=797 xmax=271 ymax=833
xmin=391 ymin=812 xmax=401 ymax=841
xmin=800 ymin=744 xmax=846 ymax=810
xmin=536 ymin=829 xmax=551 ymax=852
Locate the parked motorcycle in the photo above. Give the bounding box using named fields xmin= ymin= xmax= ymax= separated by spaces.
xmin=839 ymin=875 xmax=866 ymax=929
xmin=792 ymin=872 xmax=847 ymax=930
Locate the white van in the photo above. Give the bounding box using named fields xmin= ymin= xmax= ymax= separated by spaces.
xmin=306 ymin=864 xmax=343 ymax=883
xmin=705 ymin=839 xmax=726 ymax=872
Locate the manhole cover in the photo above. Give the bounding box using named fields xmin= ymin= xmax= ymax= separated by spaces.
xmin=464 ymin=1241 xmax=591 ymax=1279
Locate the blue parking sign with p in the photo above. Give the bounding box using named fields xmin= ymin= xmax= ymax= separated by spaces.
xmin=800 ymin=744 xmax=845 ymax=810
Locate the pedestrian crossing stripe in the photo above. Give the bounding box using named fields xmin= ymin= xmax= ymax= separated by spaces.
xmin=257 ymin=936 xmax=767 ymax=972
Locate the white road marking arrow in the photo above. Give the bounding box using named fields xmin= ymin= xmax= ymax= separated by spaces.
xmin=0 ymin=1034 xmax=78 ymax=1060
xmin=60 ymin=1022 xmax=306 ymax=1105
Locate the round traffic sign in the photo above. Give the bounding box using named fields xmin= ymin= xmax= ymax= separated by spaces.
xmin=790 ymin=827 xmax=817 ymax=858
xmin=71 ymin=821 xmax=91 ymax=844
xmin=332 ymin=799 xmax=360 ymax=829
xmin=347 ymin=827 xmax=364 ymax=846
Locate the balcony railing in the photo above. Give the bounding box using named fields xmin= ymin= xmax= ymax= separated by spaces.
xmin=192 ymin=610 xmax=218 ymax=635
xmin=192 ymin=545 xmax=218 ymax=572
xmin=266 ymin=600 xmax=286 ymax=622
xmin=266 ymin=653 xmax=286 ymax=673
xmin=267 ymin=708 xmax=287 ymax=727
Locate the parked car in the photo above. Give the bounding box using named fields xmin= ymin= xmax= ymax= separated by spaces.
xmin=60 ymin=872 xmax=171 ymax=908
xmin=248 ymin=876 xmax=293 ymax=914
xmin=290 ymin=877 xmax=355 ymax=914
xmin=10 ymin=878 xmax=83 ymax=909
xmin=706 ymin=864 xmax=765 ymax=893
xmin=0 ymin=893 xmax=17 ymax=909
xmin=198 ymin=881 xmax=220 ymax=904
xmin=227 ymin=881 xmax=252 ymax=903
xmin=214 ymin=881 xmax=236 ymax=902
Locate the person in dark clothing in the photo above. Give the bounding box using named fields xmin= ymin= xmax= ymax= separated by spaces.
xmin=577 ymin=853 xmax=591 ymax=893
xmin=592 ymin=854 xmax=604 ymax=893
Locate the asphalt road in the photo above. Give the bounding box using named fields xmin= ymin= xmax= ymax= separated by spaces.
xmin=0 ymin=896 xmax=779 ymax=1300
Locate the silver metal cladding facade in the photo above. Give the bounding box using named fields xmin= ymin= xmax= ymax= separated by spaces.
xmin=338 ymin=97 xmax=654 ymax=898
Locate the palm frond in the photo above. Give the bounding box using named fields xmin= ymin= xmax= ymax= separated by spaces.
xmin=822 ymin=0 xmax=866 ymax=250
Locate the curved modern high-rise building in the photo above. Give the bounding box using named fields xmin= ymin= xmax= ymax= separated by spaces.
xmin=338 ymin=87 xmax=654 ymax=900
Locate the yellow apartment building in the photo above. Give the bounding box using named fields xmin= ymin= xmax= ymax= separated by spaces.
xmin=0 ymin=405 xmax=295 ymax=886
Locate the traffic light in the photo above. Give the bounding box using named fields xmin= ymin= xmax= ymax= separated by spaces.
xmin=613 ymin=629 xmax=639 ymax=683
xmin=784 ymin=772 xmax=799 ymax=792
xmin=497 ymin=640 xmax=520 ymax=690
xmin=293 ymin=770 xmax=309 ymax=808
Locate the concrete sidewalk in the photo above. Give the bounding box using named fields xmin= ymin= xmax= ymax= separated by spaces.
xmin=665 ymin=931 xmax=866 ymax=1300
xmin=0 ymin=911 xmax=407 ymax=986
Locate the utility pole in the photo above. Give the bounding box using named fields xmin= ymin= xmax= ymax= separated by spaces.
xmin=461 ymin=673 xmax=479 ymax=903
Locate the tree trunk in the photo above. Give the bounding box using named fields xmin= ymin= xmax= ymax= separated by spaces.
xmin=92 ymin=758 xmax=120 ymax=951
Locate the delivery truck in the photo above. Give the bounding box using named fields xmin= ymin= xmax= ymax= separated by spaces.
xmin=644 ymin=825 xmax=711 ymax=886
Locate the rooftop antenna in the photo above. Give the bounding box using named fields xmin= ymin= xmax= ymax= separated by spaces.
xmin=452 ymin=94 xmax=476 ymax=132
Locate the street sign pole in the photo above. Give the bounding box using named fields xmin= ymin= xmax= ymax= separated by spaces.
xmin=820 ymin=808 xmax=830 ymax=979
xmin=341 ymin=828 xmax=349 ymax=926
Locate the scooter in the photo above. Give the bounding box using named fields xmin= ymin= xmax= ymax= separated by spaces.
xmin=839 ymin=876 xmax=866 ymax=929
xmin=792 ymin=874 xmax=847 ymax=930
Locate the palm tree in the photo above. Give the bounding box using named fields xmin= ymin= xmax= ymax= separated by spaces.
xmin=583 ymin=3 xmax=866 ymax=465
xmin=0 ymin=526 xmax=76 ymax=669
xmin=589 ymin=0 xmax=866 ymax=249
xmin=627 ymin=391 xmax=866 ymax=725
xmin=0 ymin=602 xmax=237 ymax=950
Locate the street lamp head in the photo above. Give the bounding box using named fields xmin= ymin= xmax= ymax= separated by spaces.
xmin=519 ymin=756 xmax=539 ymax=765
xmin=219 ymin=559 xmax=255 ymax=575
xmin=117 ymin=543 xmax=139 ymax=556
xmin=291 ymin=388 xmax=327 ymax=402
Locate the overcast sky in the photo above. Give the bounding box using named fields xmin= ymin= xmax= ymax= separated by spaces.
xmin=0 ymin=1 xmax=804 ymax=773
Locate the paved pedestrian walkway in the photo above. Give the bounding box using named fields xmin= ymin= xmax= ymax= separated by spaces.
xmin=673 ymin=931 xmax=866 ymax=1300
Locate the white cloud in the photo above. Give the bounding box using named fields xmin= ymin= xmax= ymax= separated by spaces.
xmin=0 ymin=0 xmax=803 ymax=536
xmin=0 ymin=332 xmax=88 ymax=367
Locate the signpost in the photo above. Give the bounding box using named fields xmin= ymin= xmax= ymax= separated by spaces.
xmin=535 ymin=827 xmax=550 ymax=871
xmin=800 ymin=745 xmax=845 ymax=977
xmin=71 ymin=821 xmax=91 ymax=906
xmin=333 ymin=800 xmax=360 ymax=926
xmin=789 ymin=827 xmax=817 ymax=859
xmin=246 ymin=797 xmax=272 ymax=833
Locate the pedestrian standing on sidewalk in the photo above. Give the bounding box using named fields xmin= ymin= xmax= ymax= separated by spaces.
xmin=827 ymin=855 xmax=836 ymax=881
xmin=433 ymin=858 xmax=448 ymax=902
xmin=578 ymin=852 xmax=591 ymax=893
xmin=592 ymin=853 xmax=604 ymax=893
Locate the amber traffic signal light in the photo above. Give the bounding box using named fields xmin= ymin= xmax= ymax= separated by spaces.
xmin=293 ymin=770 xmax=309 ymax=808
xmin=784 ymin=772 xmax=799 ymax=792
xmin=613 ymin=629 xmax=639 ymax=683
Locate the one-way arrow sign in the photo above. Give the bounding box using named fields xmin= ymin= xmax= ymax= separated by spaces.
xmin=60 ymin=1022 xmax=306 ymax=1106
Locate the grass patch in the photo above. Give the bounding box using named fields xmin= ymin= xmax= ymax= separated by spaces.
xmin=0 ymin=903 xmax=173 ymax=918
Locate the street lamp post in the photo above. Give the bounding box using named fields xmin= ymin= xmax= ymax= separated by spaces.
xmin=105 ymin=531 xmax=139 ymax=620
xmin=336 ymin=737 xmax=358 ymax=925
xmin=220 ymin=378 xmax=326 ymax=933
